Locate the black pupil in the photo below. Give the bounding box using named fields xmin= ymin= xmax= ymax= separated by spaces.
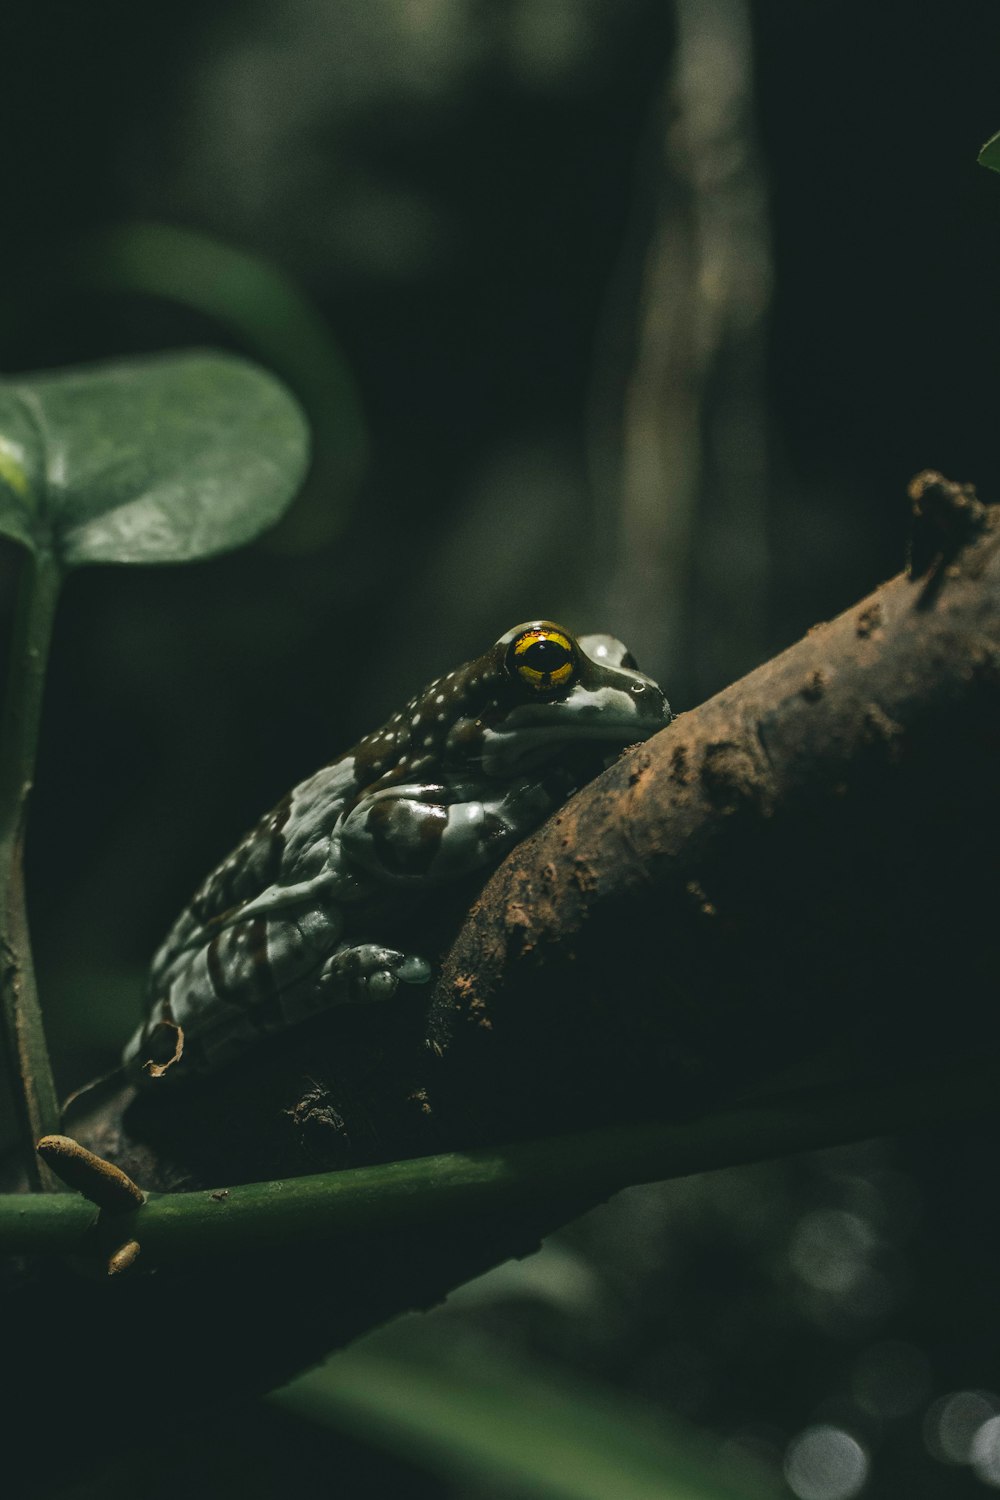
xmin=522 ymin=638 xmax=570 ymax=672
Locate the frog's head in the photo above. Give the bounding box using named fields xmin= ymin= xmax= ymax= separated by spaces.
xmin=352 ymin=620 xmax=671 ymax=792
xmin=456 ymin=621 xmax=671 ymax=778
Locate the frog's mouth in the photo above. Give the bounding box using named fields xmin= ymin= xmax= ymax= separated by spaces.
xmin=480 ymin=722 xmax=661 ymax=776
xmin=479 ymin=682 xmax=671 ymax=775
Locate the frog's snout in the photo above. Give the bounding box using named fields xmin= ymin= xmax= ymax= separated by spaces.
xmin=630 ymin=678 xmax=671 ymax=726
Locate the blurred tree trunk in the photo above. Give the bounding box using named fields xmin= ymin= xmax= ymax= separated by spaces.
xmin=591 ymin=0 xmax=771 ymax=699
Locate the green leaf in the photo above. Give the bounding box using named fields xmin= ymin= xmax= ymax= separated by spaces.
xmin=0 ymin=350 xmax=309 ymax=568
xmin=978 ymin=130 xmax=1000 ymax=172
xmin=274 ymin=1320 xmax=782 ymax=1500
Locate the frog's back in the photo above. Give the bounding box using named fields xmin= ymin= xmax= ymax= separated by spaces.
xmin=152 ymin=753 xmax=357 ymax=980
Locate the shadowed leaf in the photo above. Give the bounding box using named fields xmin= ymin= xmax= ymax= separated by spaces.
xmin=978 ymin=130 xmax=1000 ymax=172
xmin=0 ymin=350 xmax=309 ymax=567
xmin=274 ymin=1319 xmax=781 ymax=1500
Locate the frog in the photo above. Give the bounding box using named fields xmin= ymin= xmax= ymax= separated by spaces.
xmin=122 ymin=621 xmax=671 ymax=1083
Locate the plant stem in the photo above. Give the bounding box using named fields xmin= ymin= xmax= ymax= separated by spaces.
xmin=0 ymin=1052 xmax=996 ymax=1258
xmin=0 ymin=546 xmax=63 ymax=1188
xmin=132 ymin=1055 xmax=1000 ymax=1257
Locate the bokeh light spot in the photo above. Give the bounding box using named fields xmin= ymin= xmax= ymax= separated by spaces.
xmin=972 ymin=1415 xmax=1000 ymax=1488
xmin=789 ymin=1209 xmax=876 ymax=1294
xmin=923 ymin=1390 xmax=999 ymax=1464
xmin=784 ymin=1424 xmax=869 ymax=1500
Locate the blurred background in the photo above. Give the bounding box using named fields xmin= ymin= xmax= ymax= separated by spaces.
xmin=3 ymin=2 xmax=1000 ymax=1496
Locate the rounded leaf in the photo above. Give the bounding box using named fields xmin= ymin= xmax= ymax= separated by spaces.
xmin=978 ymin=130 xmax=1000 ymax=173
xmin=0 ymin=351 xmax=310 ymax=567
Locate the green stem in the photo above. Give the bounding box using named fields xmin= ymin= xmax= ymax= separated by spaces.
xmin=0 ymin=1053 xmax=996 ymax=1259
xmin=0 ymin=546 xmax=63 ymax=1188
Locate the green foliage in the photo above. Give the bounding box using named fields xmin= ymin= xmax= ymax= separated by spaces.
xmin=978 ymin=129 xmax=1000 ymax=172
xmin=276 ymin=1318 xmax=782 ymax=1500
xmin=0 ymin=350 xmax=309 ymax=567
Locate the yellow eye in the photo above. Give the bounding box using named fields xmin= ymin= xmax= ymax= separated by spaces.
xmin=507 ymin=626 xmax=577 ymax=694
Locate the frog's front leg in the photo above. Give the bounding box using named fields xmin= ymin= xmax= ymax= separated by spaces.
xmin=162 ymin=941 xmax=432 ymax=1075
xmin=245 ymin=938 xmax=432 ymax=1041
xmin=130 ymin=925 xmax=432 ymax=1079
xmin=319 ymin=943 xmax=432 ymax=1004
xmin=339 ymin=780 xmax=553 ymax=885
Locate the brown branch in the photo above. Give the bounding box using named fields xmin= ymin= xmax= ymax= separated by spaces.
xmin=4 ymin=472 xmax=999 ymax=1494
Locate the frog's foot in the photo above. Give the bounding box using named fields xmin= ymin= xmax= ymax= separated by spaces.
xmin=320 ymin=943 xmax=432 ymax=1004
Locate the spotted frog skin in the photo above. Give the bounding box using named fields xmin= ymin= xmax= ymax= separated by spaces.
xmin=123 ymin=622 xmax=671 ymax=1082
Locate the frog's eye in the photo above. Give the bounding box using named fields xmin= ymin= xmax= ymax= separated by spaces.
xmin=506 ymin=626 xmax=578 ymax=694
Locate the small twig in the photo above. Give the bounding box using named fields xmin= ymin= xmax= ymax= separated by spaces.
xmin=0 ymin=547 xmax=64 ymax=1187
xmin=107 ymin=1239 xmax=141 ymax=1276
xmin=907 ymin=469 xmax=990 ymax=580
xmin=36 ymin=1135 xmax=146 ymax=1276
xmin=36 ymin=1134 xmax=145 ymax=1210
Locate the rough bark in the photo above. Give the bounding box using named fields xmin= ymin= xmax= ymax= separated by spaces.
xmin=3 ymin=472 xmax=999 ymax=1494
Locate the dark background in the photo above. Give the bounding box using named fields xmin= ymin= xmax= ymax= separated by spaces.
xmin=3 ymin=3 xmax=1000 ymax=1497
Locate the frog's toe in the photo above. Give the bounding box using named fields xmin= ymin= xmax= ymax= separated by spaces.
xmin=366 ymin=953 xmax=432 ymax=997
xmin=397 ymin=955 xmax=432 ymax=985
xmin=325 ymin=942 xmax=432 ymax=1003
xmin=366 ymin=968 xmax=400 ymax=1000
